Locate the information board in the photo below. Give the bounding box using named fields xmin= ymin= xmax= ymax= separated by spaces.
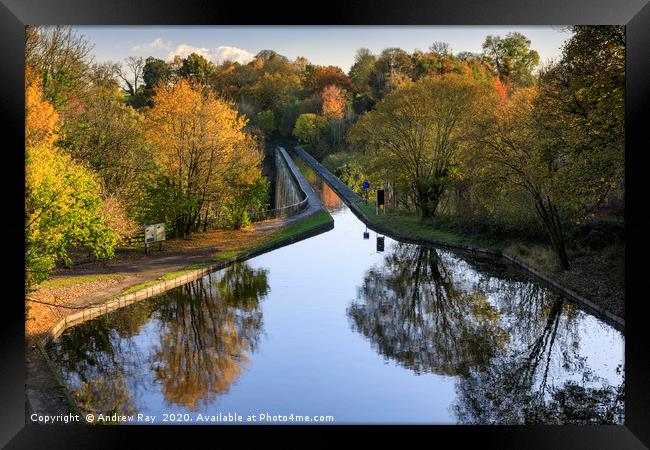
xmin=145 ymin=223 xmax=166 ymax=244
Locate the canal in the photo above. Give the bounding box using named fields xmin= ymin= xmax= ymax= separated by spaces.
xmin=47 ymin=160 xmax=624 ymax=425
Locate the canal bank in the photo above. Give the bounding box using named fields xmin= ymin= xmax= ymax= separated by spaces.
xmin=26 ymin=147 xmax=334 ymax=419
xmin=294 ymin=146 xmax=624 ymax=332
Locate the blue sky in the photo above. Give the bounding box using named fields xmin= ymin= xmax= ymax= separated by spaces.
xmin=72 ymin=26 xmax=572 ymax=72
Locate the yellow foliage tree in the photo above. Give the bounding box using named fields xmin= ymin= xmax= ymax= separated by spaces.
xmin=25 ymin=66 xmax=60 ymax=149
xmin=146 ymin=79 xmax=263 ymax=236
xmin=25 ymin=70 xmax=115 ymax=290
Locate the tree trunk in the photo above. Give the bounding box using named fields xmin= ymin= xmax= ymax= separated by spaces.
xmin=202 ymin=207 xmax=208 ymax=232
xmin=533 ymin=194 xmax=571 ymax=270
xmin=417 ymin=185 xmax=443 ymax=220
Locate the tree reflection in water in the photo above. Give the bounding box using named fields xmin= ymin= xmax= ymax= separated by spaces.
xmin=152 ymin=263 xmax=268 ymax=410
xmin=348 ymin=242 xmax=624 ymax=424
xmin=348 ymin=243 xmax=509 ymax=376
xmin=48 ymin=262 xmax=269 ymax=415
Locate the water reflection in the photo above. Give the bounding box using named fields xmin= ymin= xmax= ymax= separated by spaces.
xmin=318 ymin=181 xmax=345 ymax=211
xmin=347 ymin=242 xmax=624 ymax=424
xmin=348 ymin=244 xmax=508 ymax=376
xmin=49 ymin=263 xmax=269 ymax=414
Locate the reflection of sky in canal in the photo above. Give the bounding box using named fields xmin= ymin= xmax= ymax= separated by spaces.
xmin=47 ymin=169 xmax=624 ymax=425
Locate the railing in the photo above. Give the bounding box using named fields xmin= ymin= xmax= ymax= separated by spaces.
xmin=248 ymin=147 xmax=309 ymax=221
xmin=248 ymin=196 xmax=309 ymax=221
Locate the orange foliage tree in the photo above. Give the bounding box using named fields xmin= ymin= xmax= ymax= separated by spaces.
xmin=321 ymin=84 xmax=345 ymax=120
xmin=305 ymin=65 xmax=354 ymax=94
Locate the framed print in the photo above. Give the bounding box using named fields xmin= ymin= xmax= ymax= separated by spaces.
xmin=2 ymin=0 xmax=649 ymax=447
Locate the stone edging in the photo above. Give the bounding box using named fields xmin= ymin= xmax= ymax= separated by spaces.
xmin=295 ymin=146 xmax=625 ymax=333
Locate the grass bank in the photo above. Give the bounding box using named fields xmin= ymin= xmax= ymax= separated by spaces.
xmin=360 ymin=199 xmax=622 ymax=320
xmin=115 ymin=209 xmax=334 ymax=299
xmin=37 ymin=273 xmax=125 ymax=290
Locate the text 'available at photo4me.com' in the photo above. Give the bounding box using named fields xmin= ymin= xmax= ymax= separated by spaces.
xmin=30 ymin=412 xmax=336 ymax=424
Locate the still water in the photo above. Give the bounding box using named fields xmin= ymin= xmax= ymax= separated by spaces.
xmin=47 ymin=169 xmax=624 ymax=425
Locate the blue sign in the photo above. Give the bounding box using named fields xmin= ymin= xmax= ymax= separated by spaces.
xmin=362 ymin=180 xmax=370 ymax=190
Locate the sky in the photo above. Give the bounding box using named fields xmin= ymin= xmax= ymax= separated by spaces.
xmin=71 ymin=26 xmax=573 ymax=72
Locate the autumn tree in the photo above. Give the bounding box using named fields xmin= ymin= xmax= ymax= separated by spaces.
xmin=349 ymin=74 xmax=488 ymax=219
xmin=244 ymin=71 xmax=302 ymax=113
xmin=321 ymin=84 xmax=345 ymax=120
xmin=145 ymin=79 xmax=264 ymax=236
xmin=305 ymin=65 xmax=355 ymax=94
xmin=25 ymin=25 xmax=93 ymax=108
xmin=25 ymin=71 xmax=115 ymax=290
xmin=57 ymin=79 xmax=153 ymax=240
xmin=368 ymin=48 xmax=415 ymax=100
xmin=477 ymin=88 xmax=574 ymax=269
xmin=536 ymin=26 xmax=624 ymax=215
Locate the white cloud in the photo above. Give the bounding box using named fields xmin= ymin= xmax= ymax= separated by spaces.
xmin=131 ymin=37 xmax=173 ymax=52
xmin=167 ymin=44 xmax=255 ymax=64
xmin=167 ymin=44 xmax=211 ymax=60
xmin=212 ymin=46 xmax=255 ymax=64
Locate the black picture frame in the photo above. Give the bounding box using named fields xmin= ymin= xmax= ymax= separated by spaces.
xmin=2 ymin=0 xmax=648 ymax=447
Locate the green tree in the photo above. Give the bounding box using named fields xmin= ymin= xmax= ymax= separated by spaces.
xmin=140 ymin=57 xmax=173 ymax=105
xmin=178 ymin=53 xmax=215 ymax=84
xmin=349 ymin=74 xmax=488 ymax=219
xmin=336 ymin=162 xmax=365 ymax=195
xmin=482 ymin=32 xmax=540 ymax=87
xmin=293 ymin=113 xmax=325 ymax=146
xmin=253 ymin=110 xmax=277 ymax=136
xmin=223 ymin=177 xmax=270 ymax=229
xmin=277 ymin=101 xmax=300 ymax=137
xmin=143 ymin=57 xmax=172 ymax=89
xmin=348 ymin=48 xmax=377 ymax=96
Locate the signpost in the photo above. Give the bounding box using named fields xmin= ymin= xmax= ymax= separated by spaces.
xmin=376 ymin=189 xmax=385 ymax=215
xmin=376 ymin=235 xmax=385 ymax=252
xmin=362 ymin=180 xmax=370 ymax=205
xmin=144 ymin=223 xmax=166 ymax=255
